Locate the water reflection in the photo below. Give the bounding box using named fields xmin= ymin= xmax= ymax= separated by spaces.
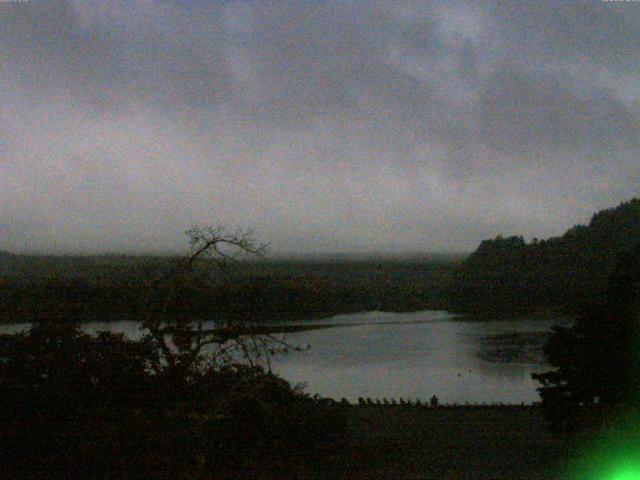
xmin=267 ymin=311 xmax=571 ymax=404
xmin=0 ymin=311 xmax=571 ymax=404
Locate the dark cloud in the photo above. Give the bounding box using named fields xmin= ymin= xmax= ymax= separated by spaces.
xmin=475 ymin=65 xmax=640 ymax=160
xmin=1 ymin=0 xmax=639 ymax=254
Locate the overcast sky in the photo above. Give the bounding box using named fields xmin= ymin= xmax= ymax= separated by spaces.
xmin=1 ymin=0 xmax=639 ymax=254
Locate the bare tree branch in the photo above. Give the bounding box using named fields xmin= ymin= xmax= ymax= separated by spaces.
xmin=140 ymin=225 xmax=271 ymax=373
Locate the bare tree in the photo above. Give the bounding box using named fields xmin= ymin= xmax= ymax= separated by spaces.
xmin=140 ymin=225 xmax=275 ymax=375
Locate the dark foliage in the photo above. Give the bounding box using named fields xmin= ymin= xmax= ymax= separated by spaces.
xmin=0 ymin=320 xmax=347 ymax=479
xmin=532 ymin=245 xmax=640 ymax=432
xmin=450 ymin=198 xmax=640 ymax=314
xmin=0 ymin=255 xmax=459 ymax=324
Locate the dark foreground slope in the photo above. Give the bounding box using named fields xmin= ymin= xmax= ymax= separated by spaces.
xmin=450 ymin=198 xmax=640 ymax=315
xmin=307 ymin=405 xmax=571 ymax=480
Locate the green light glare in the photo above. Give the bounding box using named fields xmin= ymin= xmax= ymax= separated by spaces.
xmin=568 ymin=449 xmax=640 ymax=480
xmin=563 ymin=409 xmax=640 ymax=480
xmin=610 ymin=466 xmax=640 ymax=480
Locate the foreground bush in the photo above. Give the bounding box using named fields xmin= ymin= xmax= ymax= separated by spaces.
xmin=0 ymin=320 xmax=346 ymax=479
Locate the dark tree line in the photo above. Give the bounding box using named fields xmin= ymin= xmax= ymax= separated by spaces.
xmin=450 ymin=198 xmax=640 ymax=314
xmin=0 ymin=253 xmax=455 ymax=324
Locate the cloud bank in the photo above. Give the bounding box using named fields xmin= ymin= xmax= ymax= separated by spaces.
xmin=1 ymin=0 xmax=639 ymax=253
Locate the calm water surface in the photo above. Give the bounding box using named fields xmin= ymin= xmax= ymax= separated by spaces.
xmin=0 ymin=311 xmax=571 ymax=404
xmin=267 ymin=311 xmax=571 ymax=404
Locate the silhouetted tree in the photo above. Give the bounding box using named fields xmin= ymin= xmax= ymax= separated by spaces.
xmin=140 ymin=226 xmax=271 ymax=374
xmin=0 ymin=226 xmax=346 ymax=478
xmin=533 ymin=244 xmax=640 ymax=432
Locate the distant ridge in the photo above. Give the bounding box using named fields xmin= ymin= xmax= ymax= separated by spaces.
xmin=267 ymin=252 xmax=467 ymax=262
xmin=0 ymin=249 xmax=466 ymax=265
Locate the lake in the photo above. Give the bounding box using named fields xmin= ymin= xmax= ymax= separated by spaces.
xmin=0 ymin=310 xmax=571 ymax=405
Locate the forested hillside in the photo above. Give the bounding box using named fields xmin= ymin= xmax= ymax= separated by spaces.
xmin=4 ymin=198 xmax=638 ymax=321
xmin=450 ymin=198 xmax=640 ymax=314
xmin=0 ymin=253 xmax=459 ymax=324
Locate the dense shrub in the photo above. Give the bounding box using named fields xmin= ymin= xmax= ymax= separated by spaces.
xmin=0 ymin=320 xmax=347 ymax=479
